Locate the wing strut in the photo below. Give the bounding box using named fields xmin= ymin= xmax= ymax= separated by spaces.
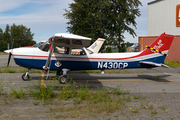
xmin=43 ymin=44 xmax=54 ymax=70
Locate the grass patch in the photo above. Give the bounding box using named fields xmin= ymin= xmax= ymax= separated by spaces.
xmin=129 ymin=107 xmax=139 ymax=113
xmin=133 ymin=95 xmax=140 ymax=99
xmin=151 ymin=110 xmax=157 ymax=116
xmin=112 ymin=84 xmax=130 ymax=95
xmin=0 ymin=78 xmax=4 ymax=94
xmin=0 ymin=66 xmax=41 ymax=73
xmin=28 ymin=81 xmax=56 ymax=100
xmin=164 ymin=61 xmax=180 ymax=68
xmin=158 ymin=106 xmax=168 ymax=111
xmin=9 ymin=86 xmax=27 ymax=99
xmin=50 ymin=82 xmax=131 ymax=118
xmin=140 ymin=102 xmax=154 ymax=110
xmin=0 ymin=52 xmax=8 ymax=55
xmin=0 ymin=67 xmax=17 ymax=73
xmin=33 ymin=101 xmax=39 ymax=105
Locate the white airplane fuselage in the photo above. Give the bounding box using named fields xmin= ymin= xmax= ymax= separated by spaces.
xmin=11 ymin=46 xmax=166 ymax=71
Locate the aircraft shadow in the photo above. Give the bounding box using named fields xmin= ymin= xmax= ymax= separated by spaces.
xmin=137 ymin=75 xmax=171 ymax=82
xmin=69 ymin=73 xmax=171 ymax=81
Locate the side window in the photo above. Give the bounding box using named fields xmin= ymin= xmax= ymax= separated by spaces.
xmin=38 ymin=42 xmax=70 ymax=54
xmin=55 ymin=46 xmax=69 ymax=54
xmin=71 ymin=48 xmax=86 ymax=55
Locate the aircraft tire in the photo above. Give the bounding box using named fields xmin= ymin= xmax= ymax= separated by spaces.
xmin=59 ymin=75 xmax=67 ymax=84
xmin=22 ymin=73 xmax=30 ymax=81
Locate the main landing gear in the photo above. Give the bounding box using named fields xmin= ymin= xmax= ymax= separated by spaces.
xmin=22 ymin=69 xmax=30 ymax=81
xmin=21 ymin=68 xmax=69 ymax=84
xmin=57 ymin=69 xmax=69 ymax=84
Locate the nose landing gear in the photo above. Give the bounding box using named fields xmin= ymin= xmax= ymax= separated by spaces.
xmin=22 ymin=69 xmax=30 ymax=81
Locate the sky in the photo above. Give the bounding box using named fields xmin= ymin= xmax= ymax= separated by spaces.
xmin=0 ymin=0 xmax=152 ymax=43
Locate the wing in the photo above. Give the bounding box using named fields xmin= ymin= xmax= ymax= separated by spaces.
xmin=48 ymin=33 xmax=92 ymax=48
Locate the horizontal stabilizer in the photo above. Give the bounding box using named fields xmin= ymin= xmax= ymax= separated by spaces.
xmin=139 ymin=61 xmax=169 ymax=68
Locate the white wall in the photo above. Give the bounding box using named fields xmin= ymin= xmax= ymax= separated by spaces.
xmin=148 ymin=0 xmax=180 ymax=36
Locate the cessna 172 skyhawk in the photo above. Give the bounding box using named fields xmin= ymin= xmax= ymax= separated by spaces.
xmin=5 ymin=33 xmax=174 ymax=84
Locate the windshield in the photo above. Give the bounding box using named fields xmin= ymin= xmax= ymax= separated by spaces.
xmin=33 ymin=43 xmax=40 ymax=47
xmin=38 ymin=41 xmax=49 ymax=51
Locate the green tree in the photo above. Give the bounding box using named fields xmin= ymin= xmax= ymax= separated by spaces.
xmin=0 ymin=24 xmax=36 ymax=51
xmin=119 ymin=43 xmax=126 ymax=52
xmin=10 ymin=23 xmax=35 ymax=48
xmin=3 ymin=24 xmax=11 ymax=44
xmin=0 ymin=28 xmax=7 ymax=51
xmin=126 ymin=42 xmax=130 ymax=48
xmin=106 ymin=46 xmax=112 ymax=53
xmin=64 ymin=0 xmax=142 ymax=52
xmin=64 ymin=0 xmax=105 ymax=39
xmin=0 ymin=28 xmax=3 ymax=40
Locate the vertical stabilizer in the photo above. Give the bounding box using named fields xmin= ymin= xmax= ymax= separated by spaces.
xmin=87 ymin=38 xmax=105 ymax=53
xmin=140 ymin=33 xmax=174 ymax=57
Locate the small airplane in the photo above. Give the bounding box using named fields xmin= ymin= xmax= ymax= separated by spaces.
xmin=5 ymin=33 xmax=174 ymax=84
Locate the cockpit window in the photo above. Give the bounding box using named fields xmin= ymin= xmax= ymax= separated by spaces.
xmin=33 ymin=43 xmax=39 ymax=47
xmin=38 ymin=42 xmax=69 ymax=54
xmin=38 ymin=41 xmax=49 ymax=51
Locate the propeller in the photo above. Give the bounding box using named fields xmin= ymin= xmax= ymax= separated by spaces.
xmin=7 ymin=52 xmax=12 ymax=67
xmin=7 ymin=39 xmax=14 ymax=67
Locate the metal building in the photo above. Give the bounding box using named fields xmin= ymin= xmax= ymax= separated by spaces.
xmin=148 ymin=0 xmax=180 ymax=36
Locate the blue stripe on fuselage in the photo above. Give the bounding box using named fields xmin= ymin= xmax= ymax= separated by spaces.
xmin=14 ymin=55 xmax=165 ymax=70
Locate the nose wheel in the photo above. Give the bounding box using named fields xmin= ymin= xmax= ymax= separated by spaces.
xmin=22 ymin=73 xmax=30 ymax=81
xmin=22 ymin=69 xmax=30 ymax=81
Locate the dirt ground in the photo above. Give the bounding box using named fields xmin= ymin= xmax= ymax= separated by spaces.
xmin=0 ymin=93 xmax=180 ymax=120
